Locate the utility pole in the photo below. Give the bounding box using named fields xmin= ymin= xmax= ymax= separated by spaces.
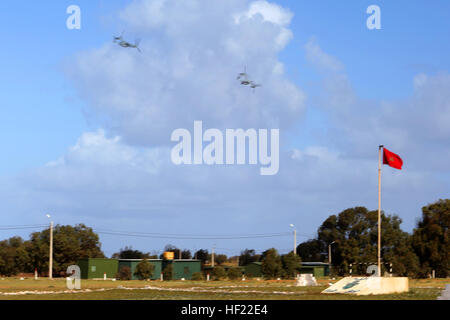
xmin=49 ymin=219 xmax=54 ymax=280
xmin=328 ymin=241 xmax=335 ymax=276
xmin=377 ymin=145 xmax=384 ymax=277
xmin=211 ymin=246 xmax=215 ymax=267
xmin=290 ymin=224 xmax=297 ymax=254
xmin=328 ymin=244 xmax=332 ymax=265
xmin=294 ymin=229 xmax=297 ymax=255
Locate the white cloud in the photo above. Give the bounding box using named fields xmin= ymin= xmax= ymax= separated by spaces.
xmin=305 ymin=38 xmax=344 ymax=73
xmin=67 ymin=0 xmax=305 ymax=147
xmin=307 ymin=39 xmax=450 ymax=171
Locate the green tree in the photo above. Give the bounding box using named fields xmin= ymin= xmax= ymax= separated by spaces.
xmin=116 ymin=266 xmax=132 ymax=280
xmin=227 ymin=268 xmax=242 ymax=280
xmin=281 ymin=252 xmax=302 ymax=279
xmin=412 ymin=199 xmax=450 ymax=278
xmin=215 ymin=254 xmax=228 ymax=265
xmin=181 ymin=250 xmax=192 ymax=259
xmin=212 ymin=266 xmax=226 ymax=280
xmin=239 ymin=249 xmax=261 ymax=266
xmin=112 ymin=246 xmax=150 ymax=259
xmin=297 ymin=239 xmax=325 ymax=262
xmin=261 ymin=248 xmax=283 ymax=279
xmin=134 ymin=259 xmax=155 ymax=280
xmin=194 ymin=249 xmax=209 ymax=264
xmin=0 ymin=237 xmax=26 ymax=276
xmin=317 ymin=207 xmax=419 ymax=276
xmin=162 ymin=264 xmax=173 ymax=280
xmin=28 ymin=224 xmax=104 ymax=276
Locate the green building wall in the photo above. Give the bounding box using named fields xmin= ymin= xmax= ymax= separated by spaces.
xmin=77 ymin=258 xmax=118 ymax=279
xmin=169 ymin=260 xmax=202 ymax=280
xmin=118 ymin=259 xmax=163 ymax=280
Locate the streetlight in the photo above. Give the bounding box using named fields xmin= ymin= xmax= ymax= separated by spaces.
xmin=46 ymin=214 xmax=53 ymax=280
xmin=290 ymin=224 xmax=297 ymax=255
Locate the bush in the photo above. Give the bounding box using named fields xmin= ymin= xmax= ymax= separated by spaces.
xmin=281 ymin=252 xmax=301 ymax=279
xmin=261 ymin=248 xmax=283 ymax=279
xmin=191 ymin=272 xmax=204 ymax=281
xmin=162 ymin=264 xmax=173 ymax=280
xmin=227 ymin=268 xmax=242 ymax=280
xmin=134 ymin=259 xmax=155 ymax=280
xmin=212 ymin=266 xmax=226 ymax=280
xmin=116 ymin=266 xmax=132 ymax=280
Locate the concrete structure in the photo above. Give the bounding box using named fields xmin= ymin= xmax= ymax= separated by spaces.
xmin=77 ymin=258 xmax=118 ymax=279
xmin=296 ymin=274 xmax=318 ymax=286
xmin=322 ymin=277 xmax=409 ymax=295
xmin=437 ymin=284 xmax=450 ymax=300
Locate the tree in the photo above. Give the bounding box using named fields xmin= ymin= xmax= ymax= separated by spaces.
xmin=239 ymin=249 xmax=260 ymax=266
xmin=261 ymin=248 xmax=283 ymax=279
xmin=281 ymin=252 xmax=301 ymax=279
xmin=297 ymin=239 xmax=325 ymax=262
xmin=28 ymin=224 xmax=104 ymax=275
xmin=181 ymin=250 xmax=192 ymax=259
xmin=116 ymin=266 xmax=132 ymax=280
xmin=227 ymin=268 xmax=242 ymax=280
xmin=317 ymin=207 xmax=419 ymax=276
xmin=412 ymin=199 xmax=450 ymax=278
xmin=112 ymin=246 xmax=149 ymax=259
xmin=215 ymin=254 xmax=228 ymax=265
xmin=212 ymin=266 xmax=226 ymax=280
xmin=0 ymin=237 xmax=26 ymax=276
xmin=194 ymin=249 xmax=209 ymax=264
xmin=134 ymin=259 xmax=155 ymax=280
xmin=162 ymin=264 xmax=173 ymax=280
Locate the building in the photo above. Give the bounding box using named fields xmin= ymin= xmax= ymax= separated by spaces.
xmin=243 ymin=261 xmax=330 ymax=278
xmin=77 ymin=258 xmax=119 ymax=279
xmin=202 ymin=265 xmax=245 ymax=275
xmin=78 ymin=258 xmax=202 ymax=280
xmin=118 ymin=259 xmax=163 ymax=280
xmin=299 ymin=262 xmax=330 ymax=278
xmin=169 ymin=260 xmax=202 ymax=280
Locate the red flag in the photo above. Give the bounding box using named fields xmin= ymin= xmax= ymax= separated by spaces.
xmin=383 ymin=148 xmax=403 ymax=170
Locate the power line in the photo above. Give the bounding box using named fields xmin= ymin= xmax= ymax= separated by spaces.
xmin=94 ymin=229 xmax=291 ymax=240
xmin=0 ymin=224 xmax=48 ymax=231
xmin=93 ymin=228 xmax=291 ymax=237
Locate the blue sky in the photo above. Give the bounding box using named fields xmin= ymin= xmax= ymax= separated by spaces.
xmin=0 ymin=1 xmax=449 ymax=257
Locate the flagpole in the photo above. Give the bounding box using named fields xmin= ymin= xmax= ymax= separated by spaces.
xmin=378 ymin=145 xmax=384 ymax=277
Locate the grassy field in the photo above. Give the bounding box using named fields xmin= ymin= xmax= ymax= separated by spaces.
xmin=0 ymin=277 xmax=447 ymax=300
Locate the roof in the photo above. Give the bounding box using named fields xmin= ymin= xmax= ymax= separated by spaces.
xmin=118 ymin=259 xmax=201 ymax=262
xmin=301 ymin=262 xmax=329 ymax=266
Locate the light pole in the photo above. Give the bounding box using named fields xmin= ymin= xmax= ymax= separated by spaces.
xmin=290 ymin=224 xmax=297 ymax=255
xmin=46 ymin=214 xmax=53 ymax=280
xmin=211 ymin=245 xmax=215 ymax=267
xmin=328 ymin=241 xmax=336 ymax=276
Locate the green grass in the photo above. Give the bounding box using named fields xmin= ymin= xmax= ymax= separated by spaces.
xmin=0 ymin=278 xmax=446 ymax=300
